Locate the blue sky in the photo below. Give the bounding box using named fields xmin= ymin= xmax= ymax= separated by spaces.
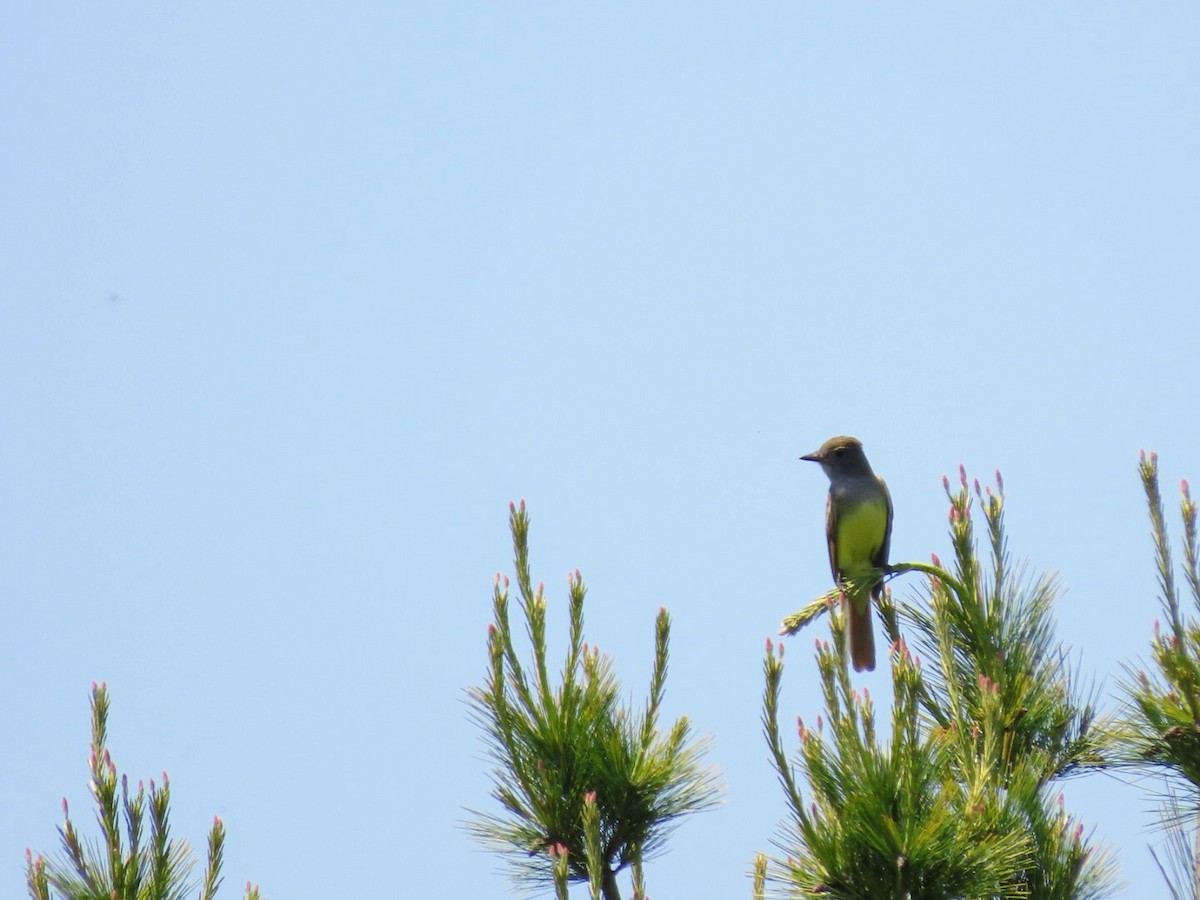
xmin=2 ymin=4 xmax=1198 ymax=897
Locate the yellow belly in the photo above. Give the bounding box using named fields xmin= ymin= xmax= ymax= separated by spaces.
xmin=835 ymin=499 xmax=888 ymax=576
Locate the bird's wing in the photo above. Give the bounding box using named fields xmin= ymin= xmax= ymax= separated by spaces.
xmin=873 ymin=476 xmax=893 ymax=568
xmin=825 ymin=491 xmax=840 ymax=583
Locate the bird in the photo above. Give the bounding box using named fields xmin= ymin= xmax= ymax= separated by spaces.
xmin=800 ymin=436 xmax=893 ymax=672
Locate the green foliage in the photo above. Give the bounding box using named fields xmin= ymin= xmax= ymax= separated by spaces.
xmin=911 ymin=474 xmax=1113 ymax=900
xmin=467 ymin=501 xmax=722 ymax=900
xmin=763 ymin=634 xmax=1031 ymax=899
xmin=472 ymin=456 xmax=1200 ymax=898
xmin=765 ymin=469 xmax=1117 ymax=899
xmin=903 ymin=473 xmax=1105 ymax=782
xmin=1120 ymin=453 xmax=1200 ymax=781
xmin=25 ymin=683 xmax=261 ymax=900
xmin=1113 ymin=452 xmax=1200 ymax=895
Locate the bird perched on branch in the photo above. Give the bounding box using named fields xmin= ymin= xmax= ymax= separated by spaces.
xmin=800 ymin=436 xmax=893 ymax=672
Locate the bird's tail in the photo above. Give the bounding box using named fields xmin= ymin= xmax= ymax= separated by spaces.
xmin=846 ymin=589 xmax=876 ymax=673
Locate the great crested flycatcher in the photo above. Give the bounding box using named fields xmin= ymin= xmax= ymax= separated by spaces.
xmin=801 ymin=435 xmax=893 ymax=672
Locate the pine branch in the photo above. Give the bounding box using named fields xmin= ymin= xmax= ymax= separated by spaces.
xmin=763 ymin=465 xmax=1118 ymax=899
xmin=25 ymin=683 xmax=260 ymax=900
xmin=1114 ymin=451 xmax=1200 ymax=897
xmin=466 ymin=502 xmax=722 ymax=898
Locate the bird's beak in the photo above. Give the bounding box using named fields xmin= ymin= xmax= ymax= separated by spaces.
xmin=799 ymin=451 xmax=821 ymax=462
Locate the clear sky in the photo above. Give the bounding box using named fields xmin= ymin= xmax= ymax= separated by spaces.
xmin=3 ymin=4 xmax=1198 ymax=897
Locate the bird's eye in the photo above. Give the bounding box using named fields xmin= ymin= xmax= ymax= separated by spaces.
xmin=834 ymin=448 xmax=845 ymax=457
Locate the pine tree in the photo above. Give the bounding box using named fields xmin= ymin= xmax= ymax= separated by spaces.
xmin=1114 ymin=452 xmax=1200 ymax=898
xmin=25 ymin=683 xmax=262 ymax=900
xmin=469 ymin=455 xmax=1200 ymax=899
xmin=465 ymin=501 xmax=722 ymax=900
xmin=764 ymin=467 xmax=1117 ymax=899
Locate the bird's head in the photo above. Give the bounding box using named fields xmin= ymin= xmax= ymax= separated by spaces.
xmin=800 ymin=435 xmax=874 ymax=479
